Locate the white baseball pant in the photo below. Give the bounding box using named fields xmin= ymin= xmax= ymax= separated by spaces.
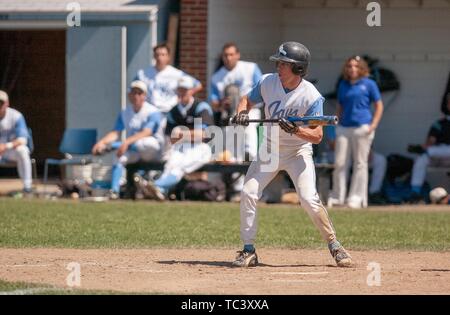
xmin=116 ymin=137 xmax=161 ymax=166
xmin=240 ymin=143 xmax=336 ymax=245
xmin=369 ymin=151 xmax=387 ymax=194
xmin=411 ymin=144 xmax=450 ymax=187
xmin=161 ymin=142 xmax=212 ymax=182
xmin=331 ymin=124 xmax=375 ymax=208
xmin=1 ymin=145 xmax=32 ymax=190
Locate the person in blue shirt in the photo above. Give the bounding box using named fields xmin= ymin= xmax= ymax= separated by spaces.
xmin=0 ymin=90 xmax=33 ymax=195
xmin=92 ymin=81 xmax=163 ymax=199
xmin=327 ymin=56 xmax=384 ymax=209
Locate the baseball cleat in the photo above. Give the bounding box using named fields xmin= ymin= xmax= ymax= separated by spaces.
xmin=327 ymin=197 xmax=343 ymax=208
xmin=329 ymin=245 xmax=353 ymax=268
xmin=108 ymin=190 xmax=120 ymax=200
xmin=232 ymin=250 xmax=258 ymax=268
xmin=134 ymin=174 xmax=165 ymax=201
xmin=147 ymin=181 xmax=166 ymax=201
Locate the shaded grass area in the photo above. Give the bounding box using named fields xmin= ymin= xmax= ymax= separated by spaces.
xmin=0 ymin=279 xmax=144 ymax=295
xmin=0 ymin=278 xmax=51 ymax=293
xmin=1 ymin=198 xmax=449 ymax=251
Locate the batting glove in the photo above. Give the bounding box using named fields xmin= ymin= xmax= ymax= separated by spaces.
xmin=231 ymin=110 xmax=250 ymax=126
xmin=279 ymin=117 xmax=299 ymax=135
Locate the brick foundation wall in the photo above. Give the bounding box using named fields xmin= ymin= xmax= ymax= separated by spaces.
xmin=179 ymin=0 xmax=208 ymax=99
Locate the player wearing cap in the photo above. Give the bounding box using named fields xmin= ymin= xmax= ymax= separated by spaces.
xmin=230 ymin=42 xmax=353 ymax=268
xmin=136 ymin=77 xmax=214 ymax=201
xmin=429 ymin=187 xmax=450 ymax=205
xmin=0 ymin=90 xmax=33 ymax=195
xmin=408 ymin=92 xmax=450 ymax=202
xmin=92 ymin=80 xmax=163 ymax=199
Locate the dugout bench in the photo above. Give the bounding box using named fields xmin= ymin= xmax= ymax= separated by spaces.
xmin=125 ymin=161 xmax=334 ymax=202
xmin=125 ymin=161 xmax=250 ymax=200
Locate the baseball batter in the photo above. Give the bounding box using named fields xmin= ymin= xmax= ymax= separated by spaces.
xmin=230 ymin=42 xmax=353 ymax=268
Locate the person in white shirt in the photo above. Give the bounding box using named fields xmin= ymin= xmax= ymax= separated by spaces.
xmin=135 ymin=43 xmax=203 ymax=114
xmin=0 ymin=90 xmax=33 ymax=195
xmin=210 ymin=42 xmax=263 ymax=161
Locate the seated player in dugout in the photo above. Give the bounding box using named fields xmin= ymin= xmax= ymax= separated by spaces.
xmin=407 ymin=92 xmax=450 ymax=202
xmin=135 ymin=77 xmax=214 ymax=201
xmin=0 ymin=90 xmax=33 ymax=196
xmin=92 ymin=80 xmax=163 ymax=199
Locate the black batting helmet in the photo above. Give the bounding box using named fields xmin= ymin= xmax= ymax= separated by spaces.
xmin=269 ymin=41 xmax=310 ymax=76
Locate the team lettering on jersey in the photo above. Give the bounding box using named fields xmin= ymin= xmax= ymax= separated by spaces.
xmin=153 ymin=82 xmax=173 ymax=99
xmin=257 ymin=74 xmax=324 ymax=148
xmin=268 ymin=100 xmax=299 ymax=119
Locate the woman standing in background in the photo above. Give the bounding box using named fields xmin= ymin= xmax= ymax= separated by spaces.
xmin=328 ymin=56 xmax=384 ymax=209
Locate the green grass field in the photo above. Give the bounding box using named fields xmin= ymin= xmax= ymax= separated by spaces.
xmin=1 ymin=198 xmax=449 ymax=251
xmin=0 ymin=279 xmax=144 ymax=295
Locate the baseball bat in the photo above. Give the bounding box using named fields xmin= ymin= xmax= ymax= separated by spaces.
xmin=230 ymin=115 xmax=338 ymax=126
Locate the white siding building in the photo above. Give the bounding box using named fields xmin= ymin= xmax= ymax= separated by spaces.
xmin=208 ymin=0 xmax=450 ymax=157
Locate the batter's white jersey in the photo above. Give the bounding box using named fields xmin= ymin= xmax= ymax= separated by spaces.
xmin=135 ymin=65 xmax=201 ymax=113
xmin=210 ymin=60 xmax=262 ymax=102
xmin=248 ymin=73 xmax=324 ymax=150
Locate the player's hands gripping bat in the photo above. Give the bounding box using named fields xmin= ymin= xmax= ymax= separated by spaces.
xmin=230 ymin=110 xmax=250 ymax=126
xmin=279 ymin=117 xmax=299 ymax=135
xmin=230 ymin=115 xmax=338 ymax=126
